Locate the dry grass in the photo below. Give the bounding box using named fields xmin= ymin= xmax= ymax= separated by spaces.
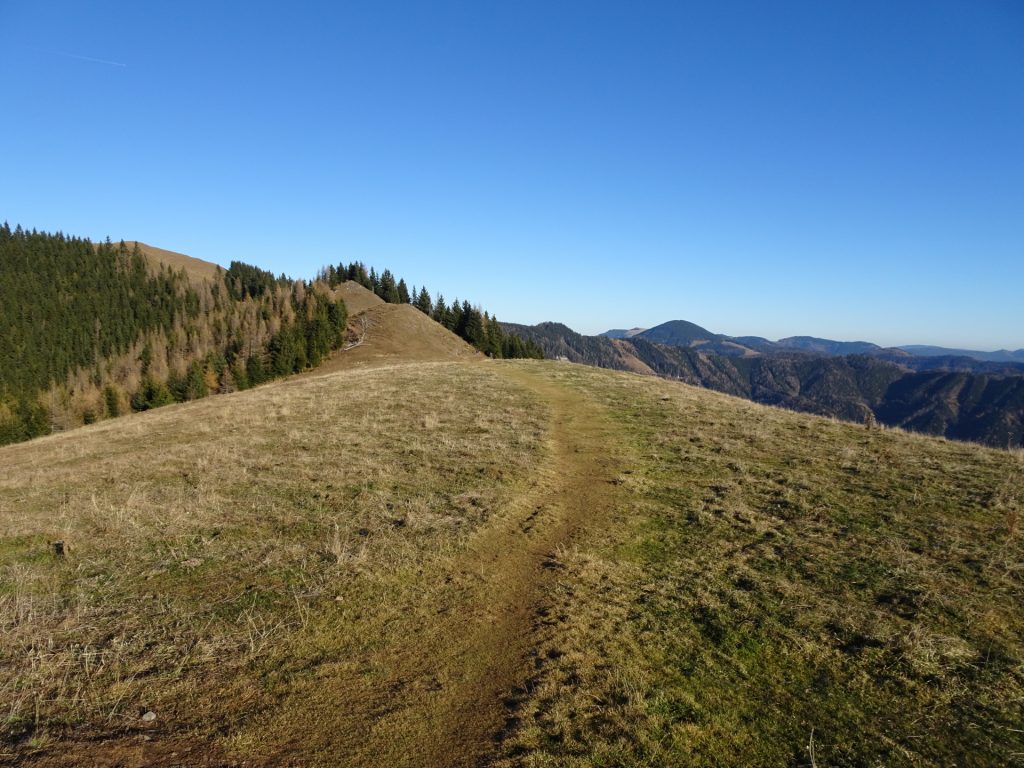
xmin=316 ymin=298 xmax=480 ymax=375
xmin=493 ymin=361 xmax=1024 ymax=767
xmin=0 ymin=362 xmax=545 ymax=763
xmin=130 ymin=241 xmax=223 ymax=283
xmin=2 ymin=357 xmax=1022 ymax=766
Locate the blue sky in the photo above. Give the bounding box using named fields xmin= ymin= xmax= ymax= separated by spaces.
xmin=1 ymin=1 xmax=1021 ymax=349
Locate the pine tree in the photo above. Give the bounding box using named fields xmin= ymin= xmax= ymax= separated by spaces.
xmin=103 ymin=385 xmax=121 ymax=417
xmin=432 ymin=294 xmax=448 ymax=324
xmin=415 ymin=286 xmax=433 ymax=315
xmin=379 ymin=269 xmax=400 ymax=303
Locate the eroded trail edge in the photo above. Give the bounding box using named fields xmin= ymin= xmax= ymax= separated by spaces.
xmin=276 ymin=363 xmax=630 ymax=767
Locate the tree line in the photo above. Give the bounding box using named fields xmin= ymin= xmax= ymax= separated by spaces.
xmin=318 ymin=261 xmax=543 ymax=360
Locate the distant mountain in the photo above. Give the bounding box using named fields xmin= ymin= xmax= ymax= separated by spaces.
xmin=775 ymin=336 xmax=881 ymax=356
xmin=598 ymin=318 xmax=1023 ymax=368
xmin=606 ymin=319 xmax=885 ymax=359
xmin=899 ymin=345 xmax=1024 ymax=363
xmin=871 ymin=350 xmax=1024 ymax=375
xmin=601 ymin=327 xmax=647 ymax=339
xmin=637 ymin=319 xmax=721 ymax=346
xmin=502 ymin=320 xmax=1024 ymax=448
xmin=503 ymin=322 xmax=654 ymax=374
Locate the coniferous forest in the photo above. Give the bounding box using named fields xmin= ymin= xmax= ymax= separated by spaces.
xmin=0 ymin=225 xmax=347 ymax=445
xmin=0 ymin=224 xmax=541 ymax=446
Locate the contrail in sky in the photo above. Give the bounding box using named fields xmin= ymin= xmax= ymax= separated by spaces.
xmin=28 ymin=46 xmax=127 ymax=67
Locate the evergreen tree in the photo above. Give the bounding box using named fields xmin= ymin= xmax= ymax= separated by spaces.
xmin=458 ymin=301 xmax=484 ymax=346
xmin=432 ymin=294 xmax=448 ymax=324
xmin=246 ymin=355 xmax=266 ymax=386
xmin=483 ymin=313 xmax=503 ymax=357
xmin=415 ymin=286 xmax=433 ymax=315
xmin=131 ymin=377 xmax=175 ymax=411
xmin=379 ymin=269 xmax=400 ymax=303
xmin=104 ymin=385 xmax=121 ymax=417
xmin=443 ymin=298 xmax=460 ymax=331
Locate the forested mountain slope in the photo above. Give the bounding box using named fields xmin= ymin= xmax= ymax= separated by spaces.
xmin=0 ymin=225 xmax=542 ymax=446
xmin=0 ymin=225 xmax=347 ymax=444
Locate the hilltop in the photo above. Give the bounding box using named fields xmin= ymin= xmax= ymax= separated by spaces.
xmin=1 ymin=355 xmax=1021 ymax=766
xmin=0 ymin=226 xmax=539 ymax=447
xmin=319 ymin=283 xmax=480 ymax=371
xmin=128 ymin=241 xmax=224 ymax=283
xmin=0 ymin=226 xmax=349 ymax=445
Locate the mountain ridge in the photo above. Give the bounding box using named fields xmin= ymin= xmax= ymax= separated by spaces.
xmin=508 ymin=320 xmax=1024 ymax=448
xmin=599 ymin=319 xmax=1020 ymax=363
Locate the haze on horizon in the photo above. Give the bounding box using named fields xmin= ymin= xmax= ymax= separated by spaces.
xmin=1 ymin=1 xmax=1021 ymax=350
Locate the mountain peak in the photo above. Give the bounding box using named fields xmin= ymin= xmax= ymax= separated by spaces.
xmin=601 ymin=327 xmax=647 ymax=339
xmin=637 ymin=319 xmax=720 ymax=346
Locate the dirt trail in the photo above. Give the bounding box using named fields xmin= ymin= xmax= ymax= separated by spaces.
xmin=21 ymin=364 xmax=625 ymax=768
xmin=268 ymin=363 xmax=627 ymax=767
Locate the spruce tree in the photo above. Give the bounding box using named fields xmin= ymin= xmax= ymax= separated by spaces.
xmin=432 ymin=294 xmax=448 ymax=324
xmin=379 ymin=270 xmax=400 ymax=303
xmin=415 ymin=286 xmax=433 ymax=315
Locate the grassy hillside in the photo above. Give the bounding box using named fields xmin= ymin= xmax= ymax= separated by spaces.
xmin=129 ymin=242 xmax=224 ymax=283
xmin=318 ymin=283 xmax=481 ymax=372
xmin=1 ymin=359 xmax=1021 ymax=766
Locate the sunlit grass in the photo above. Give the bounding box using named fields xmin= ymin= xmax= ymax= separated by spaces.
xmin=0 ymin=362 xmax=546 ymax=759
xmin=495 ymin=361 xmax=1024 ymax=768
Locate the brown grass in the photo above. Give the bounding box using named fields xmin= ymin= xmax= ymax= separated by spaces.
xmin=317 ymin=300 xmax=480 ymax=373
xmin=129 ymin=242 xmax=223 ymax=283
xmin=330 ymin=280 xmax=385 ymax=316
xmin=2 ymin=357 xmax=1022 ymax=766
xmin=0 ymin=362 xmax=545 ymax=765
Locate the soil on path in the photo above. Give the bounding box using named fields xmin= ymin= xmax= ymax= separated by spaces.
xmin=265 ymin=363 xmax=629 ymax=767
xmin=19 ymin=363 xmax=629 ymax=768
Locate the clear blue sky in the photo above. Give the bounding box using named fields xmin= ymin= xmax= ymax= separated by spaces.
xmin=1 ymin=1 xmax=1022 ymax=349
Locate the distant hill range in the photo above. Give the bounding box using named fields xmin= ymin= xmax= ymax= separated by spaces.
xmin=898 ymin=345 xmax=1024 ymax=363
xmin=601 ymin=321 xmax=1024 ymax=366
xmin=601 ymin=327 xmax=646 ymax=339
xmin=506 ymin=319 xmax=1024 ymax=448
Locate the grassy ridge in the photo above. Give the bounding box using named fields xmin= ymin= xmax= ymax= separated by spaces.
xmin=495 ymin=362 xmax=1024 ymax=767
xmin=0 ymin=363 xmax=546 ymax=763
xmin=1 ymin=359 xmax=1021 ymax=766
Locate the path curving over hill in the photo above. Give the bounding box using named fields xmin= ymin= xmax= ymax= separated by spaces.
xmin=247 ymin=363 xmax=631 ymax=766
xmin=9 ymin=359 xmax=1020 ymax=767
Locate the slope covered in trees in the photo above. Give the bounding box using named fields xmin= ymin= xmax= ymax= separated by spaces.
xmin=0 ymin=225 xmax=347 ymax=445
